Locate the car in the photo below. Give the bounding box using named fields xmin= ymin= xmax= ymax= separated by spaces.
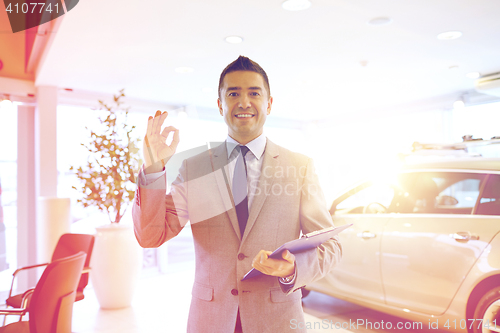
xmin=305 ymin=141 xmax=500 ymax=333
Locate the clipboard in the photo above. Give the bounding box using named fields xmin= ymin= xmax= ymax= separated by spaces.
xmin=241 ymin=223 xmax=352 ymax=281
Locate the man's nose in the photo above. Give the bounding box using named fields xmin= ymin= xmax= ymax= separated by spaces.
xmin=238 ymin=94 xmax=251 ymax=109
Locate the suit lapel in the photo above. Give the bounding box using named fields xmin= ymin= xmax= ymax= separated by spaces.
xmin=211 ymin=142 xmax=241 ymax=239
xmin=241 ymin=139 xmax=279 ymax=244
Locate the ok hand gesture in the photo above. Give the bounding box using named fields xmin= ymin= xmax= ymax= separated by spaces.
xmin=143 ymin=111 xmax=179 ymax=174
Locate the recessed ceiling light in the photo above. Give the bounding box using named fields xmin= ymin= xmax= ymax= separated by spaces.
xmin=437 ymin=31 xmax=462 ymax=40
xmin=175 ymin=67 xmax=194 ymax=73
xmin=448 ymin=65 xmax=459 ymax=70
xmin=282 ymin=0 xmax=311 ymax=11
xmin=0 ymin=98 xmax=12 ymax=108
xmin=225 ymin=36 xmax=243 ymax=44
xmin=453 ymin=100 xmax=465 ymax=109
xmin=367 ymin=17 xmax=393 ymax=26
xmin=466 ymin=72 xmax=480 ymax=79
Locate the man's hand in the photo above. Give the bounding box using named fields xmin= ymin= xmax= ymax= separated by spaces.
xmin=251 ymin=250 xmax=295 ymax=278
xmin=143 ymin=110 xmax=179 ymax=174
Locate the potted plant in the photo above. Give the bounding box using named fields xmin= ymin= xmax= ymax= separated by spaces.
xmin=71 ymin=89 xmax=143 ymax=309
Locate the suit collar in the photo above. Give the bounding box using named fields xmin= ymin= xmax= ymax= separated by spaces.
xmin=211 ymin=142 xmax=242 ymax=239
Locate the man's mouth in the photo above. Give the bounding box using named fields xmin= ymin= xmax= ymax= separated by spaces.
xmin=235 ymin=114 xmax=255 ymax=118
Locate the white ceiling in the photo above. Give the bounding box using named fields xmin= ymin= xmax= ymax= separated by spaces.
xmin=36 ymin=0 xmax=500 ymax=121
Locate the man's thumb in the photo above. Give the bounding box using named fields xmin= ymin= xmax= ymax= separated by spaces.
xmin=283 ymin=250 xmax=294 ymax=261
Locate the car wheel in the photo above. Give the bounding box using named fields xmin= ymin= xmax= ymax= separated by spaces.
xmin=471 ymin=286 xmax=500 ymax=333
xmin=301 ymin=287 xmax=311 ymax=299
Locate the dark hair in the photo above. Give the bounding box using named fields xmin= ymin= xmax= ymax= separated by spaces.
xmin=218 ymin=56 xmax=271 ymax=99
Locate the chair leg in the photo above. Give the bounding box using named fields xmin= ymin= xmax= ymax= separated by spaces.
xmin=1 ymin=312 xmax=25 ymax=327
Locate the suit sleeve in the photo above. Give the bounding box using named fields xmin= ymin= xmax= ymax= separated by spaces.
xmin=284 ymin=158 xmax=342 ymax=294
xmin=132 ymin=160 xmax=190 ymax=248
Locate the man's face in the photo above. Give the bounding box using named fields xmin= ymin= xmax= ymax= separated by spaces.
xmin=218 ymin=70 xmax=273 ymax=144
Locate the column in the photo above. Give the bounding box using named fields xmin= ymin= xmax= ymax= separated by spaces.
xmin=35 ymin=85 xmax=58 ymax=197
xmin=17 ymin=105 xmax=38 ymax=288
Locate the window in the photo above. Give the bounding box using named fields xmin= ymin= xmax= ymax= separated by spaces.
xmin=476 ymin=174 xmax=500 ymax=215
xmin=392 ymin=172 xmax=485 ymax=214
xmin=334 ymin=182 xmax=395 ymax=214
xmin=0 ymin=103 xmax=17 ymax=299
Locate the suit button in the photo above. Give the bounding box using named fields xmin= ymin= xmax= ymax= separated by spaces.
xmin=238 ymin=253 xmax=246 ymax=260
xmin=231 ymin=289 xmax=238 ymax=296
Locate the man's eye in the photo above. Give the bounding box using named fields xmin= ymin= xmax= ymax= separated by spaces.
xmin=250 ymin=92 xmax=260 ymax=96
xmin=228 ymin=92 xmax=238 ymax=97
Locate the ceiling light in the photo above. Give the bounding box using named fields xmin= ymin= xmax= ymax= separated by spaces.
xmin=448 ymin=65 xmax=459 ymax=70
xmin=0 ymin=97 xmax=13 ymax=109
xmin=225 ymin=36 xmax=243 ymax=44
xmin=466 ymin=72 xmax=480 ymax=79
xmin=175 ymin=67 xmax=194 ymax=73
xmin=437 ymin=31 xmax=462 ymax=40
xmin=282 ymin=0 xmax=311 ymax=11
xmin=367 ymin=17 xmax=393 ymax=26
xmin=177 ymin=110 xmax=188 ymax=120
xmin=453 ymin=100 xmax=465 ymax=109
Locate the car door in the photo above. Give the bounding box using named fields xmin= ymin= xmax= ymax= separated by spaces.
xmin=381 ymin=171 xmax=496 ymax=315
xmin=315 ymin=181 xmax=394 ymax=303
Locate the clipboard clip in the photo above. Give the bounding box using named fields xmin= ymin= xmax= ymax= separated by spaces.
xmin=303 ymin=226 xmax=336 ymax=238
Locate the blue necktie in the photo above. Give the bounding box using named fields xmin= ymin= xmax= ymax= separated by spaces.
xmin=233 ymin=146 xmax=250 ymax=238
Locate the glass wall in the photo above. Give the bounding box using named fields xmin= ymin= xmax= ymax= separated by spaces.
xmin=0 ymin=102 xmax=18 ymax=300
xmin=451 ymin=102 xmax=500 ymax=141
xmin=57 ymin=103 xmax=305 ymax=273
xmin=308 ymin=101 xmax=500 ymax=205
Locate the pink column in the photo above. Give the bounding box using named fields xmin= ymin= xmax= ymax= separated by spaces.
xmin=17 ymin=104 xmax=38 ymax=288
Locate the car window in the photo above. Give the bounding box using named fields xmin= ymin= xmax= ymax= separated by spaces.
xmin=476 ymin=174 xmax=500 ymax=215
xmin=391 ymin=172 xmax=485 ymax=214
xmin=438 ymin=178 xmax=481 ymax=208
xmin=335 ymin=183 xmax=395 ymax=214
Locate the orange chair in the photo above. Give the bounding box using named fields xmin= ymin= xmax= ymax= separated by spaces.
xmin=5 ymin=234 xmax=94 ymax=311
xmin=0 ymin=252 xmax=86 ymax=333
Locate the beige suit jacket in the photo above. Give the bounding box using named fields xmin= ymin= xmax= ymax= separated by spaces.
xmin=133 ymin=139 xmax=342 ymax=333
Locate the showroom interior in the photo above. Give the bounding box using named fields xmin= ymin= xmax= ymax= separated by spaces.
xmin=1 ymin=0 xmax=500 ymax=332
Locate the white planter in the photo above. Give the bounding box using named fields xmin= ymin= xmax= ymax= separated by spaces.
xmin=90 ymin=224 xmax=143 ymax=309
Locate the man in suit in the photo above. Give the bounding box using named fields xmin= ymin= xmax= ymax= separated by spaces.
xmin=133 ymin=56 xmax=342 ymax=333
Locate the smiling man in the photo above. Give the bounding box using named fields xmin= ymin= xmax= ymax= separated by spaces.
xmin=133 ymin=56 xmax=342 ymax=333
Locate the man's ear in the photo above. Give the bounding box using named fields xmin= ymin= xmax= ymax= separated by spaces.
xmin=217 ymin=98 xmax=223 ymax=116
xmin=266 ymin=96 xmax=273 ymax=115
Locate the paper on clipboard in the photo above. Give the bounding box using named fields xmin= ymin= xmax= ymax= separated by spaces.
xmin=241 ymin=223 xmax=352 ymax=281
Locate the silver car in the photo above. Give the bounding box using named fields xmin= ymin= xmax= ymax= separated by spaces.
xmin=306 ymin=157 xmax=500 ymax=333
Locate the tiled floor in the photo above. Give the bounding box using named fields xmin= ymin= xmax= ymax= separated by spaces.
xmin=72 ymin=269 xmax=194 ymax=333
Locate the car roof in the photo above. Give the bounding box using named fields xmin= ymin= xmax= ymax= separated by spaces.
xmin=402 ymin=157 xmax=500 ymax=172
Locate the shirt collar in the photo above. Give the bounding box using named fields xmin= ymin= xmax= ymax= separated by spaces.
xmin=226 ymin=133 xmax=266 ymax=160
